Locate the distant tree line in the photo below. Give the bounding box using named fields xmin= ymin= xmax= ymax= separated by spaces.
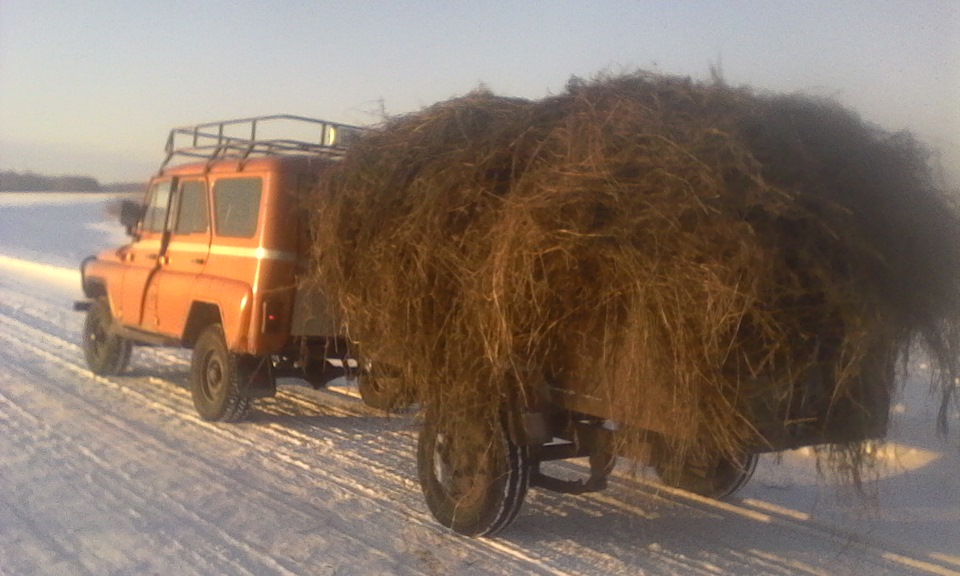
xmin=0 ymin=170 xmax=145 ymax=192
xmin=0 ymin=170 xmax=101 ymax=191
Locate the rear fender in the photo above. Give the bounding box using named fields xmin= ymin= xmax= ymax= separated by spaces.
xmin=182 ymin=302 xmax=222 ymax=348
xmin=185 ymin=277 xmax=253 ymax=353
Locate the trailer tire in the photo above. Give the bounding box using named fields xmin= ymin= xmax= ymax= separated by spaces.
xmin=656 ymin=450 xmax=758 ymax=499
xmin=82 ymin=298 xmax=132 ymax=376
xmin=417 ymin=411 xmax=530 ymax=536
xmin=357 ymin=371 xmax=408 ymax=412
xmin=190 ymin=324 xmax=250 ymax=422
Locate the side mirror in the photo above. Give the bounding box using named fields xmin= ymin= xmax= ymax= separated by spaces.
xmin=119 ymin=199 xmax=142 ymax=236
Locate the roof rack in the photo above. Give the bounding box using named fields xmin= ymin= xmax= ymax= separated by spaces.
xmin=160 ymin=114 xmax=364 ymax=169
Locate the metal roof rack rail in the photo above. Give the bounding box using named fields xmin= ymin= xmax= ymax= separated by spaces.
xmin=160 ymin=114 xmax=364 ymax=170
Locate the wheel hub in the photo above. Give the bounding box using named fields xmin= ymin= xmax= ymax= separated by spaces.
xmin=204 ymin=356 xmax=224 ymax=398
xmin=432 ymin=429 xmax=493 ymax=509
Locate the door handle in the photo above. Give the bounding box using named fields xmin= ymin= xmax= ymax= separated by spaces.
xmin=191 ymin=258 xmax=206 ymax=265
xmin=147 ymin=254 xmax=159 ymax=260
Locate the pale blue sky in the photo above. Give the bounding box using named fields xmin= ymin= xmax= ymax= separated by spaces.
xmin=1 ymin=0 xmax=957 ymax=183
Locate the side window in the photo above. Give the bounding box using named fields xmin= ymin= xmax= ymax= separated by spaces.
xmin=213 ymin=177 xmax=262 ymax=238
xmin=143 ymin=181 xmax=173 ymax=233
xmin=175 ymin=181 xmax=209 ymax=235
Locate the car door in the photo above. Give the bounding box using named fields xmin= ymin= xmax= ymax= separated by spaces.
xmin=154 ymin=178 xmax=212 ymax=337
xmin=118 ymin=179 xmax=174 ymax=328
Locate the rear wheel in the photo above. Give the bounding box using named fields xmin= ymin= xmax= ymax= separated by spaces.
xmin=656 ymin=449 xmax=758 ymax=499
xmin=357 ymin=368 xmax=409 ymax=412
xmin=417 ymin=411 xmax=530 ymax=536
xmin=82 ymin=298 xmax=132 ymax=376
xmin=190 ymin=324 xmax=250 ymax=422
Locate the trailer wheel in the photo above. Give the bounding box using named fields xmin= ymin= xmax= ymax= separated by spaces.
xmin=82 ymin=298 xmax=132 ymax=376
xmin=417 ymin=411 xmax=530 ymax=536
xmin=190 ymin=324 xmax=250 ymax=422
xmin=358 ymin=370 xmax=409 ymax=412
xmin=656 ymin=450 xmax=758 ymax=499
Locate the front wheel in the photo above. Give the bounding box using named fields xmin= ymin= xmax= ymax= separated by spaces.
xmin=82 ymin=298 xmax=132 ymax=376
xmin=190 ymin=324 xmax=251 ymax=422
xmin=417 ymin=411 xmax=530 ymax=536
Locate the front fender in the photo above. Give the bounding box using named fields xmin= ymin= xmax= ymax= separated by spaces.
xmin=80 ymin=249 xmax=127 ymax=309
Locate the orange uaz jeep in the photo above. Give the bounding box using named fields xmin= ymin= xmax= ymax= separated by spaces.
xmin=75 ymin=115 xmax=387 ymax=420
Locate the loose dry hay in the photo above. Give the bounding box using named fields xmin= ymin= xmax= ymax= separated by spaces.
xmin=305 ymin=72 xmax=960 ymax=484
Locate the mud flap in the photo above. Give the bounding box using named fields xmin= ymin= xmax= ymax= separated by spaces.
xmin=238 ymin=356 xmax=277 ymax=399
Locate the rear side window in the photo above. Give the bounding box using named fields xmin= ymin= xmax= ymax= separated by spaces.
xmin=175 ymin=181 xmax=209 ymax=234
xmin=213 ymin=177 xmax=262 ymax=238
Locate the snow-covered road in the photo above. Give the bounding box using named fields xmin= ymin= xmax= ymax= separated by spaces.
xmin=1 ymin=193 xmax=958 ymax=575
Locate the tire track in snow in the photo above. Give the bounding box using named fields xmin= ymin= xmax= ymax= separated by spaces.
xmin=0 ymin=367 xmax=305 ymax=576
xmin=1 ymin=276 xmax=689 ymax=573
xmin=539 ymin=458 xmax=960 ymax=576
xmin=2 ymin=276 xmax=956 ymax=575
xmin=0 ymin=331 xmax=466 ymax=575
xmin=2 ymin=286 xmax=766 ymax=575
xmin=0 ymin=302 xmax=580 ymax=575
xmin=0 ymin=282 xmax=639 ymax=574
xmin=0 ymin=307 xmax=785 ymax=575
xmin=0 ymin=368 xmax=446 ymax=576
xmin=0 ymin=487 xmax=99 ymax=576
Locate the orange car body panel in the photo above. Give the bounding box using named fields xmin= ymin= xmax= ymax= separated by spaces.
xmin=83 ymin=154 xmax=332 ymax=356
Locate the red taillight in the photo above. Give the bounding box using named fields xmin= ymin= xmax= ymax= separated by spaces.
xmin=261 ymin=300 xmax=283 ymax=333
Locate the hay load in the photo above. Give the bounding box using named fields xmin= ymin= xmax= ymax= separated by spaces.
xmin=305 ymin=72 xmax=960 ymax=502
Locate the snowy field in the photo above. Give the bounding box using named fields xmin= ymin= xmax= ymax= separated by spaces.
xmin=0 ymin=192 xmax=958 ymax=576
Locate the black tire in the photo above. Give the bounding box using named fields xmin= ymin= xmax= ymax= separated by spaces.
xmin=190 ymin=324 xmax=251 ymax=422
xmin=82 ymin=299 xmax=132 ymax=376
xmin=417 ymin=411 xmax=530 ymax=536
xmin=357 ymin=370 xmax=408 ymax=412
xmin=656 ymin=450 xmax=758 ymax=499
